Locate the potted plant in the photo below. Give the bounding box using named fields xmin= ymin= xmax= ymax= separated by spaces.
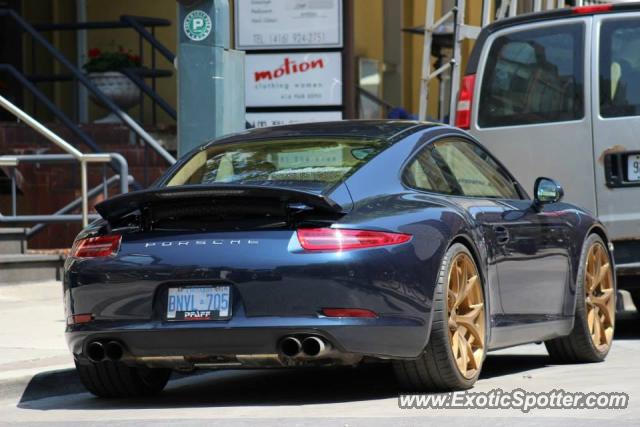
xmin=84 ymin=47 xmax=142 ymax=123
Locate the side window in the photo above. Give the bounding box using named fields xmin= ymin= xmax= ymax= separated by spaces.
xmin=478 ymin=23 xmax=585 ymax=127
xmin=432 ymin=139 xmax=520 ymax=199
xmin=600 ymin=18 xmax=640 ymax=118
xmin=402 ymin=146 xmax=458 ymax=195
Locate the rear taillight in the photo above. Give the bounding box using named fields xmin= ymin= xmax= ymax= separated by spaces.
xmin=296 ymin=228 xmax=411 ymax=251
xmin=72 ymin=235 xmax=121 ymax=258
xmin=572 ymin=4 xmax=612 ymax=14
xmin=455 ymin=74 xmax=476 ymax=129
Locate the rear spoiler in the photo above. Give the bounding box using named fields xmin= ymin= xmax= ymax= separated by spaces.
xmin=95 ymin=184 xmax=346 ymax=223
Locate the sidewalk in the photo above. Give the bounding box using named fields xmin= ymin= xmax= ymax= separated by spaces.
xmin=0 ymin=280 xmax=76 ymax=401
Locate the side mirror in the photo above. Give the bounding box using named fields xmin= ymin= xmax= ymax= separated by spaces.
xmin=534 ymin=177 xmax=564 ymax=205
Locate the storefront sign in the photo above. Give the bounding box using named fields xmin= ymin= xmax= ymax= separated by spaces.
xmin=246 ymin=111 xmax=343 ymax=128
xmin=235 ymin=0 xmax=342 ymax=50
xmin=245 ymin=52 xmax=342 ymax=107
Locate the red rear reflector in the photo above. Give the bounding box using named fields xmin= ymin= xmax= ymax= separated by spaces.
xmin=322 ymin=308 xmax=377 ymax=318
xmin=297 ymin=228 xmax=411 ymax=251
xmin=455 ymin=74 xmax=476 ymax=129
xmin=67 ymin=313 xmax=93 ymax=325
xmin=572 ymin=4 xmax=613 ymax=14
xmin=72 ymin=235 xmax=121 ymax=258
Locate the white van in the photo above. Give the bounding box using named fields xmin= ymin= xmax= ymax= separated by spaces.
xmin=459 ymin=3 xmax=640 ymax=304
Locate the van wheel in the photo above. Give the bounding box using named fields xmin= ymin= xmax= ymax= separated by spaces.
xmin=630 ymin=290 xmax=640 ymax=312
xmin=75 ymin=361 xmax=171 ymax=398
xmin=393 ymin=243 xmax=486 ymax=391
xmin=545 ymin=234 xmax=615 ymax=363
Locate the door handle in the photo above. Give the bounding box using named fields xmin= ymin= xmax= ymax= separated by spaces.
xmin=494 ymin=226 xmax=510 ymax=245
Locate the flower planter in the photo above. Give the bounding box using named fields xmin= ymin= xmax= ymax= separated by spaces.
xmin=88 ymin=71 xmax=140 ymax=123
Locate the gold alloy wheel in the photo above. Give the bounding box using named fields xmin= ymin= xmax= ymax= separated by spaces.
xmin=584 ymin=242 xmax=615 ymax=352
xmin=447 ymin=252 xmax=485 ymax=379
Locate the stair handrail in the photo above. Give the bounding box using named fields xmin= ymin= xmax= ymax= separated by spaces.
xmin=32 ymin=14 xmax=177 ymax=128
xmin=0 ymin=8 xmax=176 ymax=166
xmin=26 ymin=173 xmax=135 ymax=239
xmin=0 ymin=94 xmax=127 ymax=227
xmin=120 ymin=68 xmax=177 ymax=120
xmin=0 ymin=64 xmax=143 ymax=190
xmin=120 ymin=15 xmax=176 ymax=63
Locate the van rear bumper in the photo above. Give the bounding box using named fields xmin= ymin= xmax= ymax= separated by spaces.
xmin=616 ymin=262 xmax=640 ymax=277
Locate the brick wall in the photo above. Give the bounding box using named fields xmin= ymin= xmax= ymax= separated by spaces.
xmin=0 ymin=122 xmax=170 ymax=249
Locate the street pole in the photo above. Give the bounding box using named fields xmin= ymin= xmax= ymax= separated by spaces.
xmin=342 ymin=0 xmax=356 ymax=119
xmin=176 ymin=0 xmax=245 ymax=157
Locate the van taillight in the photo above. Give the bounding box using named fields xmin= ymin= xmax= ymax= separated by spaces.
xmin=572 ymin=4 xmax=612 ymax=14
xmin=71 ymin=235 xmax=121 ymax=258
xmin=455 ymin=74 xmax=476 ymax=129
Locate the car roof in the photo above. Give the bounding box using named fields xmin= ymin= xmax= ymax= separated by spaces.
xmin=466 ymin=2 xmax=640 ymax=75
xmin=209 ymin=120 xmax=440 ymax=146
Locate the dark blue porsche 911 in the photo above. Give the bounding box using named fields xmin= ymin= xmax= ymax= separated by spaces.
xmin=64 ymin=121 xmax=616 ymax=397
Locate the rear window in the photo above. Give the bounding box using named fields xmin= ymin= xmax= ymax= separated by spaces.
xmin=478 ymin=23 xmax=584 ymax=127
xmin=165 ymin=137 xmax=390 ymax=191
xmin=599 ymin=18 xmax=640 ymax=118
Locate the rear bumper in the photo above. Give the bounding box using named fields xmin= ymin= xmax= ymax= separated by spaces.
xmin=66 ymin=314 xmax=428 ymax=362
xmin=64 ymin=229 xmax=444 ymax=364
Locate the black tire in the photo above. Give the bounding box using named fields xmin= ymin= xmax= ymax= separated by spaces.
xmin=75 ymin=360 xmax=171 ymax=398
xmin=545 ymin=233 xmax=615 ymax=363
xmin=393 ymin=243 xmax=486 ymax=391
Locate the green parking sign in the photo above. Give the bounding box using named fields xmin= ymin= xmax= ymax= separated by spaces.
xmin=184 ymin=10 xmax=213 ymax=41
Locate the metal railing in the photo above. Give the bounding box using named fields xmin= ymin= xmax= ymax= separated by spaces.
xmin=0 ymin=64 xmax=142 ymax=190
xmin=33 ymin=14 xmax=176 ymax=127
xmin=120 ymin=68 xmax=177 ymax=120
xmin=0 ymin=94 xmax=129 ymax=227
xmin=26 ymin=174 xmax=134 ymax=239
xmin=0 ymin=9 xmax=176 ymax=166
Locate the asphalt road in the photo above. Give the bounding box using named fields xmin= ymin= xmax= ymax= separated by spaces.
xmin=1 ymin=281 xmax=638 ymax=427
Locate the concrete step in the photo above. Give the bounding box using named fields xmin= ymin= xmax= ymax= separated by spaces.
xmin=0 ymin=228 xmax=28 ymax=255
xmin=0 ymin=254 xmax=64 ymax=284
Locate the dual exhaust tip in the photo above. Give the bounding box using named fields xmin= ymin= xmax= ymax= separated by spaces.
xmin=280 ymin=336 xmax=330 ymax=358
xmin=86 ymin=340 xmax=124 ymax=363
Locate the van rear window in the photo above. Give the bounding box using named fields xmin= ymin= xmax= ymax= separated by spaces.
xmin=599 ymin=18 xmax=640 ymax=118
xmin=478 ymin=23 xmax=584 ymax=128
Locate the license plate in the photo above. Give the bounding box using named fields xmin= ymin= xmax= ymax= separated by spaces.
xmin=628 ymin=154 xmax=640 ymax=182
xmin=167 ymin=286 xmax=231 ymax=321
